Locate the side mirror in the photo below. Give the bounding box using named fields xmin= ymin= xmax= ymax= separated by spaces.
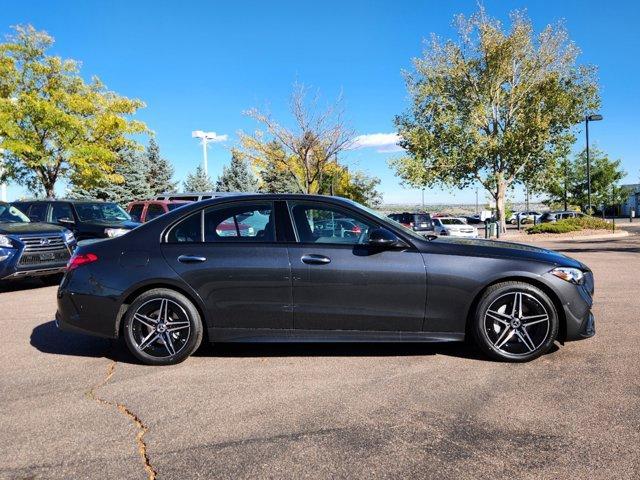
xmin=368 ymin=228 xmax=404 ymax=248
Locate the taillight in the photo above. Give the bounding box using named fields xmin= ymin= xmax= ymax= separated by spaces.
xmin=353 ymin=225 xmax=361 ymax=234
xmin=409 ymin=222 xmax=414 ymax=227
xmin=67 ymin=252 xmax=98 ymax=271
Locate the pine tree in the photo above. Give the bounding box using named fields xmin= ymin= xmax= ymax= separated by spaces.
xmin=258 ymin=161 xmax=301 ymax=194
xmin=145 ymin=138 xmax=177 ymax=195
xmin=183 ymin=165 xmax=215 ymax=192
xmin=70 ymin=149 xmax=153 ymax=205
xmin=216 ymin=152 xmax=259 ymax=192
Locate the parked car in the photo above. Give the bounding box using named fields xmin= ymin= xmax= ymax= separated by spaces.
xmin=127 ymin=200 xmax=191 ymax=223
xmin=433 ymin=217 xmax=478 ymax=238
xmin=508 ymin=211 xmax=542 ymax=224
xmin=0 ymin=202 xmax=76 ymax=281
xmin=56 ymin=194 xmax=595 ymax=365
xmin=12 ymin=199 xmax=140 ymax=240
xmin=154 ymin=191 xmax=244 ymax=202
xmin=538 ymin=211 xmax=586 ymax=223
xmin=387 ymin=212 xmax=434 ymax=234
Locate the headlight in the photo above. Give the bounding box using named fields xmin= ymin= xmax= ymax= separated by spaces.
xmin=551 ymin=267 xmax=585 ymax=285
xmin=63 ymin=230 xmax=75 ymax=244
xmin=104 ymin=228 xmax=129 ymax=238
xmin=0 ymin=234 xmax=14 ymax=248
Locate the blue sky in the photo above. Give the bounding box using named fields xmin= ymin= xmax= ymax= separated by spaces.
xmin=2 ymin=0 xmax=639 ymax=204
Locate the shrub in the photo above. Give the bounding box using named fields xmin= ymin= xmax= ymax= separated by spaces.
xmin=526 ymin=216 xmax=611 ymax=234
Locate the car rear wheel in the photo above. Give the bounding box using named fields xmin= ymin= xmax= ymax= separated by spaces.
xmin=123 ymin=288 xmax=203 ymax=365
xmin=472 ymin=281 xmax=558 ymax=362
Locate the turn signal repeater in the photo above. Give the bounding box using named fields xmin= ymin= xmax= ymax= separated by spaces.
xmin=67 ymin=252 xmax=98 ymax=271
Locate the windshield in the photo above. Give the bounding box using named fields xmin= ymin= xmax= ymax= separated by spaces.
xmin=75 ymin=203 xmax=131 ymax=222
xmin=440 ymin=218 xmax=465 ymax=225
xmin=0 ymin=203 xmax=30 ymax=223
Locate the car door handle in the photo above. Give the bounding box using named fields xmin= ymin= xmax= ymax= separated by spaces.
xmin=177 ymin=255 xmax=207 ymax=263
xmin=301 ymin=254 xmax=331 ymax=265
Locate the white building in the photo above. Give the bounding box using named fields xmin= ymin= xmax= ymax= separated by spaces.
xmin=620 ymin=183 xmax=640 ymax=216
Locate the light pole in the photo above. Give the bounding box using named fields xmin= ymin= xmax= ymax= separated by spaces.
xmin=192 ymin=130 xmax=224 ymax=176
xmin=421 ymin=189 xmax=425 ymax=210
xmin=585 ymin=114 xmax=603 ymax=214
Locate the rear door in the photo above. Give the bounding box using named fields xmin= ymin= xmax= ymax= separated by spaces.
xmin=161 ymin=201 xmax=293 ymax=330
xmin=286 ymin=201 xmax=426 ymax=332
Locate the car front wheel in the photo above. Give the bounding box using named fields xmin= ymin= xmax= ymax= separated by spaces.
xmin=472 ymin=281 xmax=559 ymax=362
xmin=123 ymin=288 xmax=203 ymax=365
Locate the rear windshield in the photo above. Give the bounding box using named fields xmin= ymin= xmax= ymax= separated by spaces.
xmin=413 ymin=214 xmax=431 ymax=223
xmin=75 ymin=203 xmax=131 ymax=222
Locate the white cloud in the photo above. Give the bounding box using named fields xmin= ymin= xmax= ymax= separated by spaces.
xmin=349 ymin=133 xmax=404 ymax=153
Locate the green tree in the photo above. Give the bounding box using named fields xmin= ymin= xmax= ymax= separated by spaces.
xmin=183 ymin=165 xmax=214 ymax=192
xmin=216 ymin=151 xmax=259 ymax=192
xmin=546 ymin=147 xmax=626 ymax=210
xmin=70 ymin=148 xmax=152 ymax=204
xmin=0 ymin=25 xmax=147 ymax=197
xmin=390 ymin=9 xmax=599 ymax=231
xmin=145 ymin=138 xmax=177 ymax=196
xmin=258 ymin=160 xmax=301 ymax=193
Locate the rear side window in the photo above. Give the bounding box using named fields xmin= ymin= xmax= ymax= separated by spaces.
xmin=203 ymin=203 xmax=274 ymax=242
xmin=166 ymin=212 xmax=202 ymax=243
xmin=128 ymin=204 xmax=144 ymax=222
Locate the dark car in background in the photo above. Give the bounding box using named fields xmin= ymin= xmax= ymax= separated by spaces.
xmin=388 ymin=212 xmax=434 ymax=234
xmin=57 ymin=194 xmax=595 ymax=366
xmin=12 ymin=199 xmax=140 ymax=240
xmin=539 ymin=211 xmax=586 ymax=223
xmin=127 ymin=200 xmax=191 ymax=223
xmin=0 ymin=202 xmax=76 ymax=281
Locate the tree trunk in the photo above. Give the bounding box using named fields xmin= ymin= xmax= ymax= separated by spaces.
xmin=495 ymin=176 xmax=507 ymax=234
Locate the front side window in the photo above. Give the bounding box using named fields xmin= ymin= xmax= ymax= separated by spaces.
xmin=204 ymin=203 xmax=274 ymax=242
xmin=146 ymin=204 xmax=166 ymax=221
xmin=51 ymin=203 xmax=74 ymax=223
xmin=128 ymin=204 xmax=144 ymax=222
xmin=289 ymin=203 xmax=374 ymax=245
xmin=28 ymin=203 xmax=48 ymax=222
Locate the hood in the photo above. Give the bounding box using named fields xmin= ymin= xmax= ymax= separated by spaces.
xmin=0 ymin=222 xmax=66 ymax=235
xmin=422 ymin=237 xmax=586 ymax=270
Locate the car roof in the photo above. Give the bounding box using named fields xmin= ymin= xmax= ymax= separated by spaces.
xmin=13 ymin=198 xmax=116 ymax=204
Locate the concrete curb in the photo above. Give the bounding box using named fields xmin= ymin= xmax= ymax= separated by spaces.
xmin=499 ymin=230 xmax=630 ymax=243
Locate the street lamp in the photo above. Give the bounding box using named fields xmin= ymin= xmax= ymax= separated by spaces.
xmin=192 ymin=130 xmax=225 ymax=176
xmin=585 ymin=114 xmax=603 ymax=214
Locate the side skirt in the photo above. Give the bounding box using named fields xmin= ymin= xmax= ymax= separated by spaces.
xmin=208 ymin=327 xmax=464 ymax=343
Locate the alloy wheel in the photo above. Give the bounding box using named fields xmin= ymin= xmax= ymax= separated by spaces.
xmin=129 ymin=298 xmax=192 ymax=358
xmin=483 ymin=291 xmax=551 ymax=357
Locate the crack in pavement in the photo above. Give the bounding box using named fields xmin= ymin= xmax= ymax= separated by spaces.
xmin=86 ymin=360 xmax=157 ymax=480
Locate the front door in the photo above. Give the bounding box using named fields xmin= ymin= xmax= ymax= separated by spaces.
xmin=287 ymin=201 xmax=426 ymax=332
xmin=161 ymin=201 xmax=292 ymax=330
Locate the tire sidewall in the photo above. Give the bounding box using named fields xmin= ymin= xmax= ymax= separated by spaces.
xmin=123 ymin=289 xmax=203 ymax=366
xmin=474 ymin=282 xmax=559 ymax=362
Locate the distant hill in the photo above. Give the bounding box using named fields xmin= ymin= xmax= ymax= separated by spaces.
xmin=379 ymin=202 xmax=548 ymax=215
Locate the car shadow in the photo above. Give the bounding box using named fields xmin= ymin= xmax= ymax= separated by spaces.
xmin=0 ymin=277 xmax=59 ymax=293
xmin=33 ymin=320 xmax=557 ymax=364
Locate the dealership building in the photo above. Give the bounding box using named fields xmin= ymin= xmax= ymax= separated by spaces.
xmin=620 ymin=184 xmax=640 ymax=217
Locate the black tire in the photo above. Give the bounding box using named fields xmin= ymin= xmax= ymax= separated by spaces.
xmin=123 ymin=288 xmax=203 ymax=366
xmin=472 ymin=281 xmax=559 ymax=362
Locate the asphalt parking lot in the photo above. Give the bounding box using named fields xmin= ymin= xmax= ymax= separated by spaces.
xmin=1 ymin=229 xmax=639 ymax=480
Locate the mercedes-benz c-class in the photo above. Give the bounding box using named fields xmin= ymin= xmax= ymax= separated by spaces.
xmin=56 ymin=195 xmax=595 ymax=365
